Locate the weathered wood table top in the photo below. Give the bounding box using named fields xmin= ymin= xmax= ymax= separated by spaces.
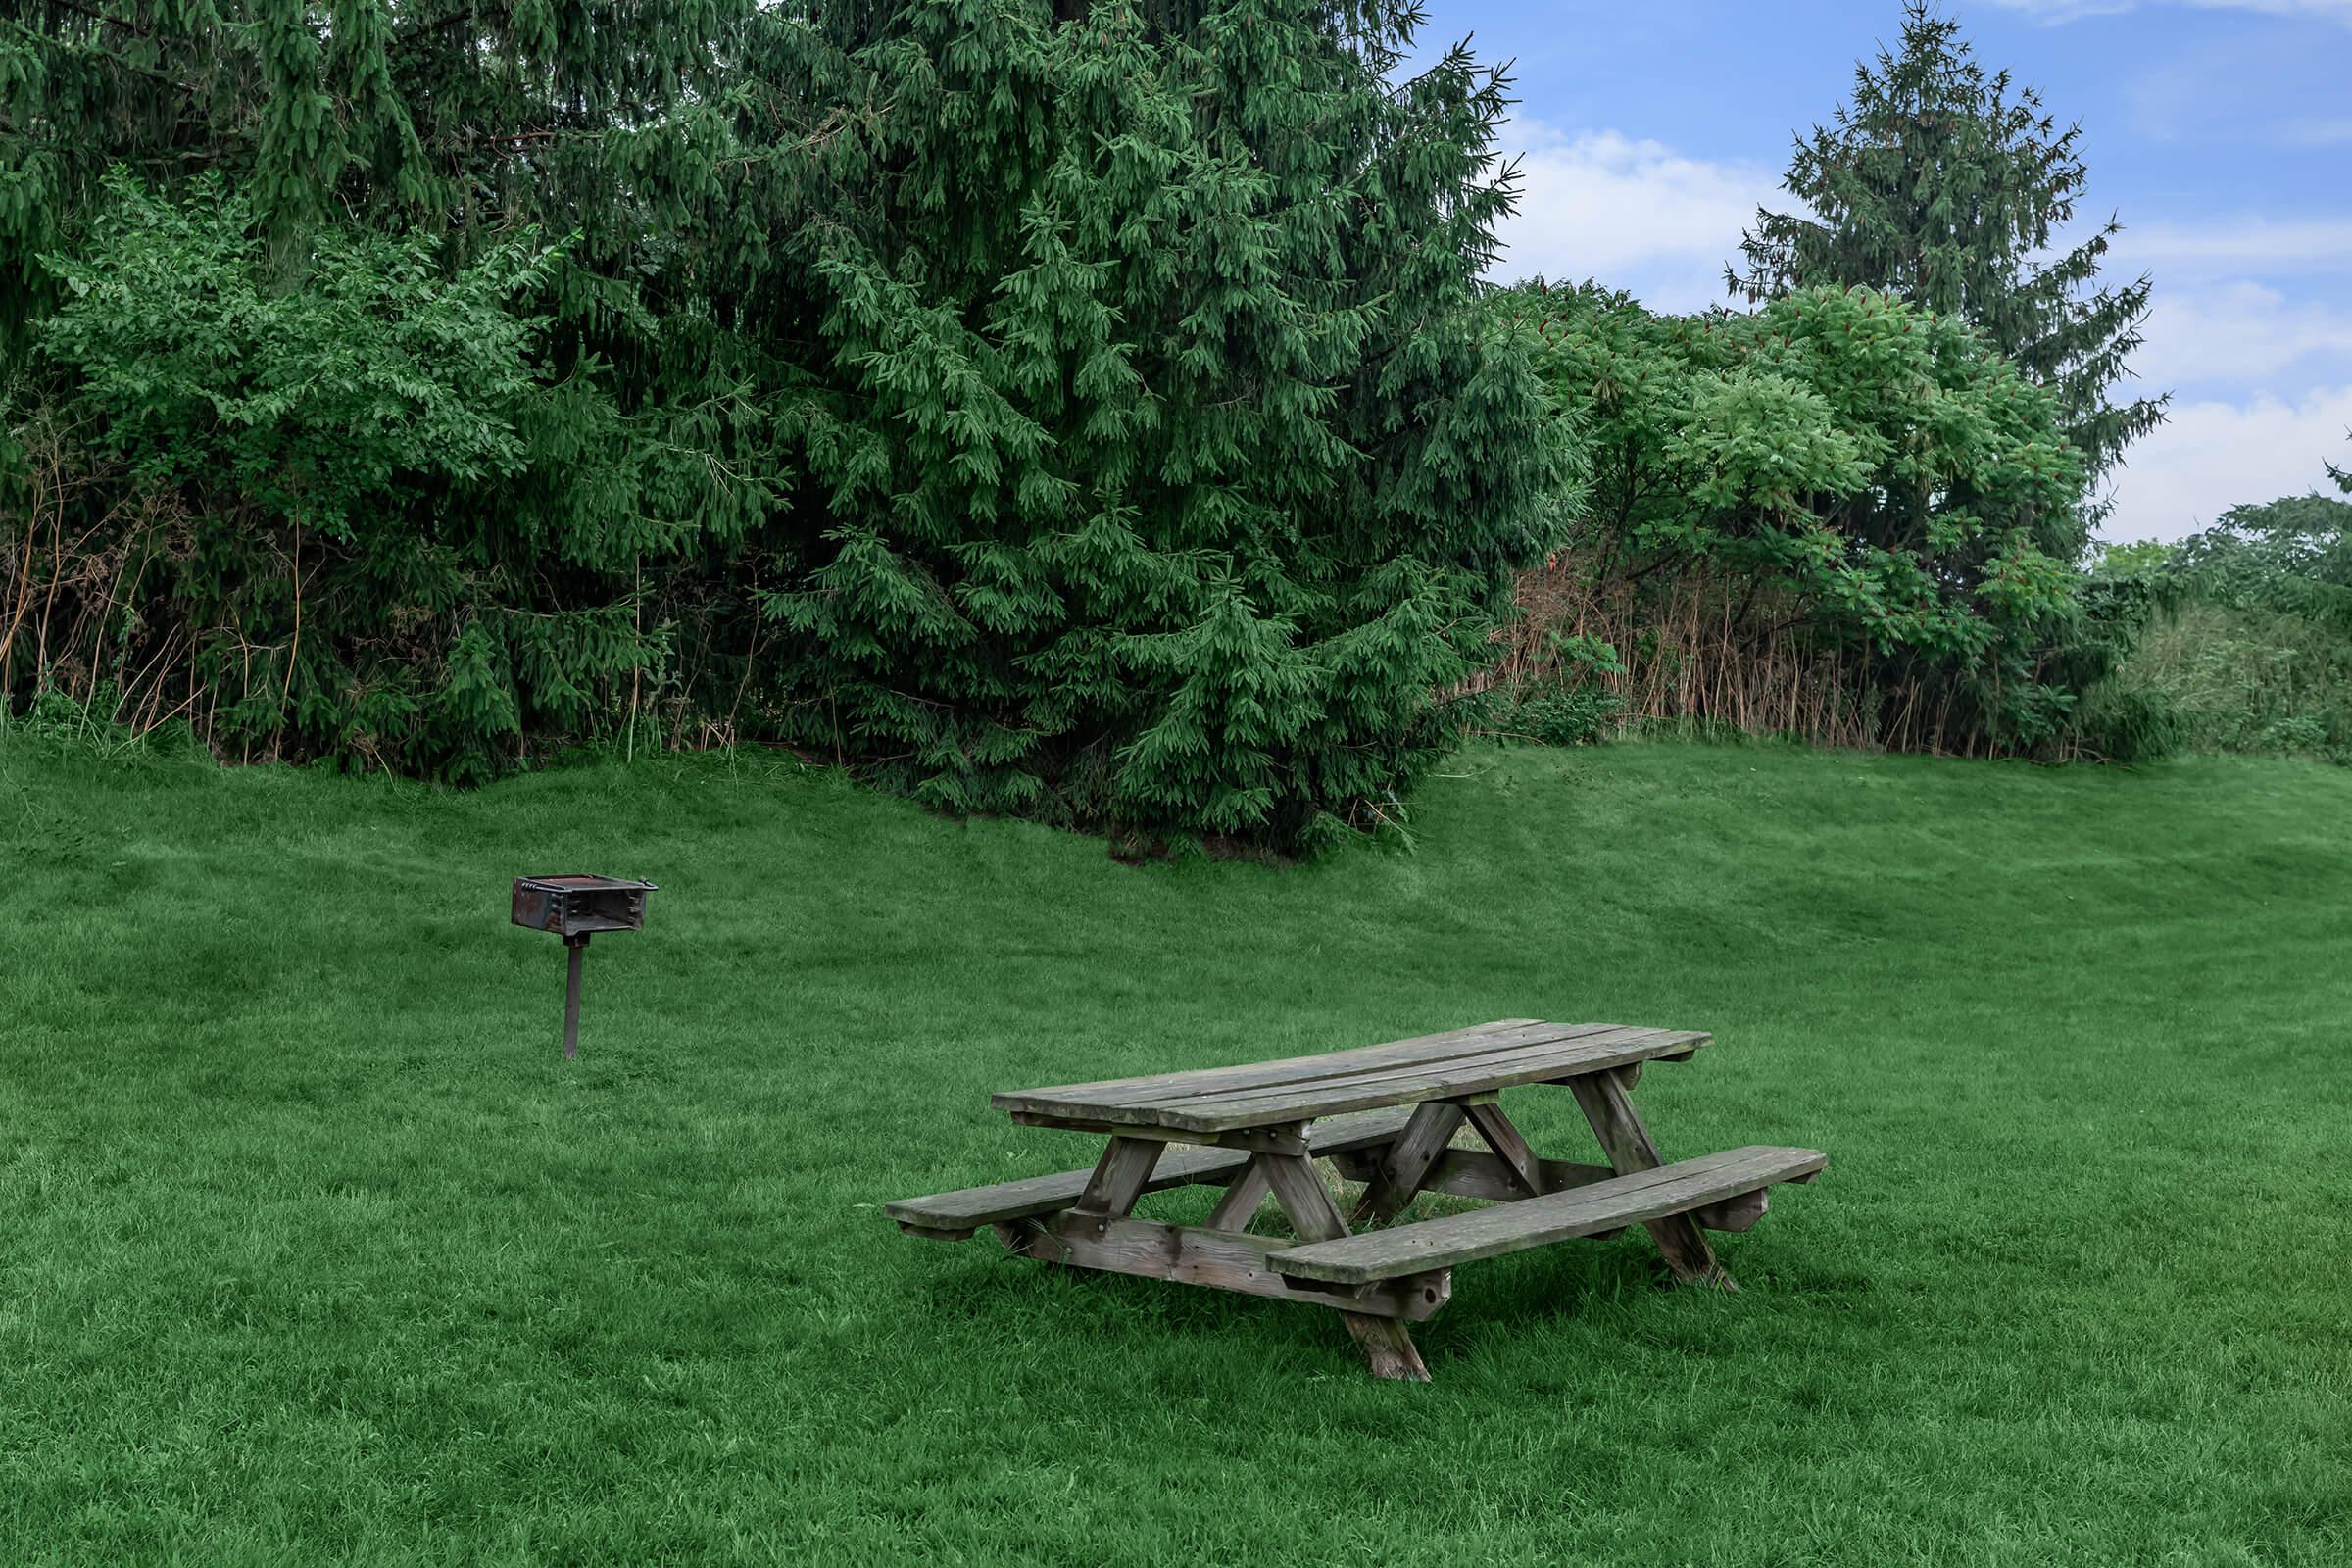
xmin=993 ymin=1018 xmax=1710 ymax=1134
xmin=892 ymin=1017 xmax=1825 ymax=1382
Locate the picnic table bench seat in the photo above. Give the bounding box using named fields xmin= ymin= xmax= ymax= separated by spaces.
xmin=1268 ymin=1144 xmax=1827 ymax=1287
xmin=890 ymin=1018 xmax=1828 ymax=1381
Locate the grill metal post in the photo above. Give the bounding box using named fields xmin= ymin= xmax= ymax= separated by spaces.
xmin=513 ymin=874 xmax=656 ymax=1061
xmin=563 ymin=936 xmax=587 ymax=1059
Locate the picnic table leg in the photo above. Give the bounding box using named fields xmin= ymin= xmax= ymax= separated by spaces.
xmin=1567 ymin=1067 xmax=1736 ymax=1291
xmin=1262 ymin=1154 xmax=1432 ymax=1382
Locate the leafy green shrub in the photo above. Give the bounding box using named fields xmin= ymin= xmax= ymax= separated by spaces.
xmin=2171 ymin=493 xmax=2352 ymax=629
xmin=5 ymin=681 xmax=139 ymax=755
xmin=2041 ymin=570 xmax=2180 ymax=763
xmin=2099 ymin=487 xmax=2352 ymax=762
xmin=1494 ymin=685 xmax=1626 ymax=749
xmin=2122 ymin=600 xmax=2352 ymax=760
xmin=1497 ymin=280 xmax=2100 ymax=755
xmin=20 ymin=174 xmax=641 ymax=781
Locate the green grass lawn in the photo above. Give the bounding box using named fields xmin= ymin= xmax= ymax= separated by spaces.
xmin=3 ymin=733 xmax=2348 ymax=1565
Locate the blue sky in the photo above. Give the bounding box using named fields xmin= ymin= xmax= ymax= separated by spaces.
xmin=1434 ymin=0 xmax=2352 ymax=542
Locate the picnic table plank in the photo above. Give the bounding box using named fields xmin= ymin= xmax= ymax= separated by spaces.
xmin=995 ymin=1022 xmax=1712 ymax=1134
xmin=991 ymin=1018 xmax=1556 ymax=1110
xmin=1266 ymin=1146 xmax=1829 ymax=1286
xmin=1104 ymin=1028 xmax=1707 ymax=1131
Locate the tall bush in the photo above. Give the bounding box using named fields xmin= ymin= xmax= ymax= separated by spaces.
xmin=1495 ymin=280 xmax=2105 ymax=754
xmin=2105 ymin=484 xmax=2352 ymax=761
xmin=739 ymin=4 xmax=1571 ymax=845
xmin=14 ymin=175 xmax=619 ymax=777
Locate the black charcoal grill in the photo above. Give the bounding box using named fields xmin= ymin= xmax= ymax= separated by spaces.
xmin=512 ymin=874 xmax=658 ymax=1058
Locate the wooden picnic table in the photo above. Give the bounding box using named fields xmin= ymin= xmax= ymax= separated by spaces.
xmin=888 ymin=1018 xmax=1827 ymax=1380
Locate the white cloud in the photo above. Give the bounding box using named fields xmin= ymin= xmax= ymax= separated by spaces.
xmin=1983 ymin=0 xmax=2138 ymax=16
xmin=1493 ymin=124 xmax=1779 ymax=313
xmin=2119 ymin=216 xmax=2352 ymax=276
xmin=2101 ymin=385 xmax=2352 ymax=541
xmin=2193 ymin=0 xmax=2352 ymax=11
xmin=2131 ymin=281 xmax=2352 ymax=389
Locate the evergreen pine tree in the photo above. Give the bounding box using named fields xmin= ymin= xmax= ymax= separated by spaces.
xmin=1730 ymin=2 xmax=2165 ymax=500
xmin=744 ymin=1 xmax=1572 ymax=846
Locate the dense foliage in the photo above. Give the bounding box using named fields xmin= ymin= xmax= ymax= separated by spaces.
xmin=1731 ymin=2 xmax=2164 ymax=492
xmin=4 ymin=0 xmax=782 ymax=780
xmin=2170 ymin=490 xmax=2352 ymax=627
xmin=2107 ymin=480 xmax=2352 ymax=761
xmin=1 ymin=0 xmax=1568 ymax=848
xmin=21 ymin=174 xmax=601 ymax=776
xmin=1492 ymin=280 xmax=2133 ymax=755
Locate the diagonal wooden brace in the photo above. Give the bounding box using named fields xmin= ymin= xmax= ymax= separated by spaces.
xmin=1461 ymin=1101 xmax=1545 ymax=1197
xmin=1352 ymin=1101 xmax=1466 ymax=1224
xmin=1074 ymin=1136 xmax=1164 ymax=1220
xmin=1203 ymin=1153 xmax=1274 ymax=1232
xmin=1262 ymin=1153 xmax=1432 ymax=1381
xmin=1567 ymin=1067 xmax=1734 ymax=1290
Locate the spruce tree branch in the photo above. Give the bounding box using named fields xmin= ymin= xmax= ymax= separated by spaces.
xmin=3 ymin=15 xmax=187 ymax=92
xmin=29 ymin=0 xmax=158 ymax=42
